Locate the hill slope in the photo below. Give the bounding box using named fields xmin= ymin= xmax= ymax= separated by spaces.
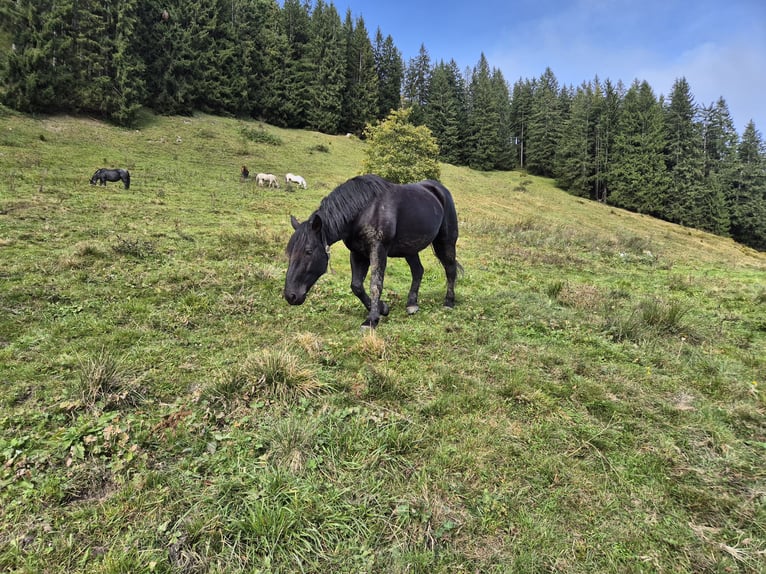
xmin=1 ymin=111 xmax=765 ymax=573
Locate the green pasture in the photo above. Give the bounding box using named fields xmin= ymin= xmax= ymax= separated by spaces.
xmin=1 ymin=108 xmax=765 ymax=573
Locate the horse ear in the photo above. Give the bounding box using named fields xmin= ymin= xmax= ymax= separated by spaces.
xmin=309 ymin=214 xmax=323 ymax=233
xmin=290 ymin=215 xmax=300 ymax=230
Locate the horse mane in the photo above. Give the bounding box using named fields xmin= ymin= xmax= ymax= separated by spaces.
xmin=316 ymin=174 xmax=390 ymax=241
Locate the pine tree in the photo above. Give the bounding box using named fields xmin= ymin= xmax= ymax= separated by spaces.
xmin=3 ymin=1 xmax=77 ymax=112
xmin=304 ymin=0 xmax=344 ymax=133
xmin=555 ymin=81 xmax=595 ymax=197
xmin=490 ymin=68 xmax=514 ymax=170
xmin=424 ymin=61 xmax=465 ymax=165
xmin=340 ymin=13 xmax=378 ymax=135
xmin=595 ymin=78 xmax=622 ymax=202
xmin=279 ymin=0 xmax=313 ymax=127
xmin=609 ymin=80 xmax=669 ymax=215
xmin=402 ymin=44 xmax=431 ymax=125
xmin=139 ymin=1 xmax=196 ymax=115
xmin=111 ymin=0 xmax=146 ymax=125
xmin=730 ymin=121 xmax=766 ymax=249
xmin=466 ymin=53 xmax=501 ymax=171
xmin=525 ymin=67 xmax=562 ymax=177
xmin=510 ymin=78 xmax=535 ymax=169
xmin=373 ymin=29 xmax=403 ymax=119
xmin=699 ymin=97 xmax=738 ymax=235
xmin=664 ymin=78 xmax=714 ymax=230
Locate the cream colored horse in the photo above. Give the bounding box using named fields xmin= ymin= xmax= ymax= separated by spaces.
xmin=256 ymin=173 xmax=279 ymax=188
xmin=285 ymin=173 xmax=307 ymax=189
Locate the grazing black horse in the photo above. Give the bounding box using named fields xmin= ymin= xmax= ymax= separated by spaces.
xmin=284 ymin=174 xmax=461 ymax=328
xmin=90 ymin=168 xmax=130 ymax=189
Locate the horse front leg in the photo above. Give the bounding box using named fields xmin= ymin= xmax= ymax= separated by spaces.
xmin=366 ymin=246 xmax=389 ymax=329
xmin=350 ymin=251 xmax=372 ymax=311
xmin=405 ymin=254 xmax=424 ymax=315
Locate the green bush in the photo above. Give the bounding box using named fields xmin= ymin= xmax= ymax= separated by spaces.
xmin=362 ymin=108 xmax=440 ymax=183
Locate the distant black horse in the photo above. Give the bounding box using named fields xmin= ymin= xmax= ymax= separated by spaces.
xmin=90 ymin=168 xmax=130 ymax=189
xmin=284 ymin=174 xmax=461 ymax=328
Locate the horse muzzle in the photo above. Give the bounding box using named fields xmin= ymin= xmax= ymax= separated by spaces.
xmin=284 ymin=289 xmax=307 ymax=305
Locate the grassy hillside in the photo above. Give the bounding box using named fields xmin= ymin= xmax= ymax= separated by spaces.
xmin=1 ymin=109 xmax=765 ymax=573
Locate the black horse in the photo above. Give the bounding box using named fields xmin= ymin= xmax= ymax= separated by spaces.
xmin=284 ymin=174 xmax=461 ymax=328
xmin=90 ymin=168 xmax=130 ymax=189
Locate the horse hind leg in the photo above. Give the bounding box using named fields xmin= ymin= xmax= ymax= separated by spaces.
xmin=432 ymin=241 xmax=460 ymax=308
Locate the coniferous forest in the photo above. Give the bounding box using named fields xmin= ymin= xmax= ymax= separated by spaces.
xmin=1 ymin=0 xmax=765 ymax=250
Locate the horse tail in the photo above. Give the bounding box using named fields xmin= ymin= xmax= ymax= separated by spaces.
xmin=421 ymin=180 xmax=463 ymax=277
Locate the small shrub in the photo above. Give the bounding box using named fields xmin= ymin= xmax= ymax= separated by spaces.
xmin=239 ymin=125 xmax=282 ymax=146
xmin=308 ymin=143 xmax=330 ymax=154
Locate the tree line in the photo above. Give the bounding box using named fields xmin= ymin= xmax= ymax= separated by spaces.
xmin=1 ymin=0 xmax=764 ymax=250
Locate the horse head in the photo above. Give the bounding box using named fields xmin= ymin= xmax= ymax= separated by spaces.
xmin=284 ymin=214 xmax=329 ymax=305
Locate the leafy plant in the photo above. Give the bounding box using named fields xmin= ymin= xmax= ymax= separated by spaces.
xmin=363 ymin=108 xmax=440 ymax=183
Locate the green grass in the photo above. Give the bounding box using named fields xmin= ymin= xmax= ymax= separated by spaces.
xmin=1 ymin=108 xmax=765 ymax=573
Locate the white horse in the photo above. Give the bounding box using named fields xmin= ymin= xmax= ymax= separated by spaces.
xmin=256 ymin=173 xmax=279 ymax=188
xmin=285 ymin=173 xmax=307 ymax=189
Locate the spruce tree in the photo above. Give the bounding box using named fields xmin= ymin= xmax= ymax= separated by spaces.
xmin=111 ymin=0 xmax=146 ymax=125
xmin=3 ymin=1 xmax=77 ymax=112
xmin=609 ymin=80 xmax=669 ymax=215
xmin=730 ymin=121 xmax=766 ymax=249
xmin=525 ymin=67 xmax=562 ymax=177
xmin=279 ymin=0 xmax=313 ymax=127
xmin=699 ymin=97 xmax=738 ymax=235
xmin=373 ymin=29 xmax=403 ymax=119
xmin=510 ymin=79 xmax=535 ymax=170
xmin=425 ymin=61 xmax=463 ymax=165
xmin=490 ymin=68 xmax=514 ymax=170
xmin=402 ymin=44 xmax=431 ymax=125
xmin=664 ymin=77 xmax=716 ymax=230
xmin=555 ymin=80 xmax=595 ymax=197
xmin=466 ymin=53 xmax=500 ymax=171
xmin=305 ymin=0 xmax=344 ymax=133
xmin=340 ymin=13 xmax=378 ymax=135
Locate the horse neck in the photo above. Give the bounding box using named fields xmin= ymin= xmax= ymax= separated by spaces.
xmin=315 ymin=207 xmax=345 ymax=247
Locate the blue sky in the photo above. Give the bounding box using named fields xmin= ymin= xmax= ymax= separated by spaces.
xmin=337 ymin=0 xmax=766 ymax=134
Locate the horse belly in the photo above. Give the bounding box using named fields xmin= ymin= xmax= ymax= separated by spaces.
xmin=387 ymin=198 xmax=443 ymax=256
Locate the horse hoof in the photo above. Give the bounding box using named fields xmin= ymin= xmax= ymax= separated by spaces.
xmin=361 ymin=317 xmax=379 ymax=329
xmin=406 ymin=305 xmax=419 ymax=315
xmin=380 ymin=302 xmax=390 ymax=316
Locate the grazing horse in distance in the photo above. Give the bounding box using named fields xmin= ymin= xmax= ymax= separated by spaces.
xmin=90 ymin=168 xmax=130 ymax=189
xmin=285 ymin=173 xmax=307 ymax=189
xmin=284 ymin=174 xmax=461 ymax=329
xmin=241 ymin=165 xmax=249 ymax=179
xmin=256 ymin=173 xmax=279 ymax=188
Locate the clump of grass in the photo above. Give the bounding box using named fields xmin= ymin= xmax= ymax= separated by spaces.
xmin=356 ymin=329 xmax=387 ymax=360
xmin=239 ymin=125 xmax=282 ymax=146
xmin=308 ymin=143 xmax=331 ymax=153
xmin=606 ymin=297 xmax=692 ymax=342
xmin=75 ymin=348 xmax=122 ymax=410
xmin=545 ymin=280 xmax=565 ymax=299
xmin=227 ymin=349 xmax=326 ymax=402
xmin=293 ymin=332 xmax=324 ymax=358
xmin=264 ymin=414 xmax=319 ymax=473
xmin=112 ymin=235 xmax=155 ymax=258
